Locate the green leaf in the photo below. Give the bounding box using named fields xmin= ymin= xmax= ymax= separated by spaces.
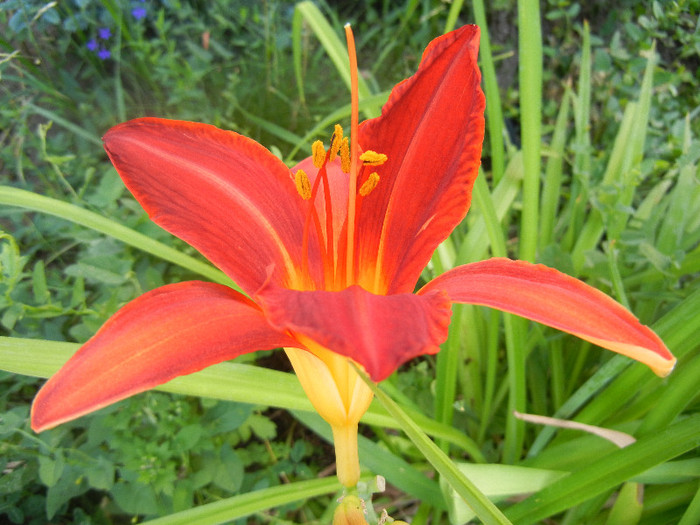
xmin=605 ymin=482 xmax=643 ymax=525
xmin=442 ymin=464 xmax=567 ymax=524
xmin=0 ymin=336 xmax=475 ymax=451
xmin=356 ymin=367 xmax=512 ymax=525
xmin=505 ymin=415 xmax=700 ymax=524
xmin=141 ymin=477 xmax=342 ymax=525
xmin=38 ymin=454 xmax=64 ymax=487
xmin=212 ymin=445 xmax=243 ymax=493
xmin=0 ymin=186 xmax=236 ymax=290
xmin=293 ymin=1 xmax=378 ymax=118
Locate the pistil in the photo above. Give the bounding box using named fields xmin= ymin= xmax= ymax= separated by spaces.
xmin=344 ymin=23 xmax=360 ymax=287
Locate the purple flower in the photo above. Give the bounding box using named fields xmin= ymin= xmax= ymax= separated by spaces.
xmin=86 ymin=39 xmax=98 ymax=51
xmin=132 ymin=7 xmax=147 ymax=20
xmin=98 ymin=27 xmax=112 ymax=40
xmin=97 ymin=48 xmax=111 ymax=60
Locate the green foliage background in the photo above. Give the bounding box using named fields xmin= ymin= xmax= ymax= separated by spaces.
xmin=1 ymin=0 xmax=698 ymax=523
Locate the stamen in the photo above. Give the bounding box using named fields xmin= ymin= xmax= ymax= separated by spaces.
xmin=359 ymin=172 xmax=380 ymax=196
xmin=329 ymin=124 xmax=344 ymax=162
xmin=360 ymin=150 xmax=387 ymax=166
xmin=295 ymin=170 xmax=311 ymax=200
xmin=340 ymin=137 xmax=351 ymax=173
xmin=312 ymin=140 xmax=326 ymax=169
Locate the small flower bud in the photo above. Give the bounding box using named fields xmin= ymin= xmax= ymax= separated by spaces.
xmin=333 ymin=495 xmax=368 ymax=525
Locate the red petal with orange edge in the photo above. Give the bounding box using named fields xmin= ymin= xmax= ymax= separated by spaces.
xmin=103 ymin=118 xmax=321 ymax=295
xmin=356 ymin=26 xmax=485 ymax=294
xmin=420 ymin=258 xmax=676 ymax=376
xmin=31 ymin=281 xmax=295 ymax=432
xmin=256 ymin=284 xmax=452 ymax=382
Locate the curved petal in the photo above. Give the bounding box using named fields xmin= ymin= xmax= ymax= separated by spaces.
xmin=420 ymin=258 xmax=676 ymax=376
xmin=103 ymin=118 xmax=321 ymax=295
xmin=356 ymin=25 xmax=485 ymax=294
xmin=256 ymin=284 xmax=452 ymax=382
xmin=31 ymin=281 xmax=296 ymax=432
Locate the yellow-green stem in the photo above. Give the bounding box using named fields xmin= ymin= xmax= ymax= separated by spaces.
xmin=332 ymin=423 xmax=360 ymax=487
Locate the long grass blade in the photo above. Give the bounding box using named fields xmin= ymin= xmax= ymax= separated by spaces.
xmin=0 ymin=186 xmax=236 ymax=289
xmin=505 ymin=415 xmax=700 ymax=524
xmin=358 ymin=367 xmax=513 ymax=525
xmin=141 ymin=477 xmax=341 ymax=525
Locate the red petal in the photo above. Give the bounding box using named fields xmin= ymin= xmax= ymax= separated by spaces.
xmin=31 ymin=281 xmax=295 ymax=432
xmin=103 ymin=118 xmax=320 ymax=295
xmin=420 ymin=258 xmax=676 ymax=376
xmin=256 ymin=284 xmax=452 ymax=382
xmin=355 ymin=26 xmax=485 ymax=294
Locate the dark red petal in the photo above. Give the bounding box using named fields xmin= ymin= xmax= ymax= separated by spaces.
xmin=103 ymin=118 xmax=320 ymax=295
xmin=256 ymin=284 xmax=452 ymax=382
xmin=421 ymin=258 xmax=676 ymax=376
xmin=356 ymin=26 xmax=485 ymax=294
xmin=31 ymin=281 xmax=296 ymax=432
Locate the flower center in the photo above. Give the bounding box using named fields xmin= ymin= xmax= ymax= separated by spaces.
xmin=292 ymin=31 xmax=387 ymax=293
xmin=293 ymin=130 xmax=386 ymax=290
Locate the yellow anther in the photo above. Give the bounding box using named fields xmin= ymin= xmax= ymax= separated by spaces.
xmin=329 ymin=124 xmax=344 ymax=162
xmin=359 ymin=150 xmax=387 ymax=166
xmin=340 ymin=137 xmax=351 ymax=173
xmin=312 ymin=140 xmax=326 ymax=169
xmin=295 ymin=169 xmax=311 ymax=200
xmin=359 ymin=172 xmax=379 ymax=197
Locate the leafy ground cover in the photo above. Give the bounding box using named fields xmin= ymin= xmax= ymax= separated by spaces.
xmin=1 ymin=0 xmax=698 ymax=523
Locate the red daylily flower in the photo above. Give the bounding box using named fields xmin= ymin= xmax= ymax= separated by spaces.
xmin=31 ymin=25 xmax=675 ymax=488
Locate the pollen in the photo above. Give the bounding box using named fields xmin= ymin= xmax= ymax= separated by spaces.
xmin=359 ymin=172 xmax=380 ymax=197
xmin=340 ymin=137 xmax=351 ymax=173
xmin=295 ymin=169 xmax=312 ymax=200
xmin=329 ymin=124 xmax=344 ymax=162
xmin=359 ymin=150 xmax=388 ymax=166
xmin=312 ymin=141 xmax=326 ymax=169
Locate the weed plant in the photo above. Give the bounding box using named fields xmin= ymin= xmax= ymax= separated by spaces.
xmin=1 ymin=0 xmax=698 ymax=523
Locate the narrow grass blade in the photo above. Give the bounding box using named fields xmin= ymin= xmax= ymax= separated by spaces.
xmin=285 ymin=91 xmax=390 ymax=162
xmin=517 ymin=0 xmax=542 ymax=263
xmin=357 ymin=367 xmax=512 ymax=525
xmin=472 ymin=0 xmax=506 ymax=184
xmin=141 ymin=477 xmax=341 ymax=525
xmin=291 ymin=6 xmax=306 ymax=106
xmin=636 ymin=351 xmax=700 ymax=436
xmin=294 ymin=1 xmax=378 ymax=118
xmin=0 ymin=186 xmax=236 ymax=289
xmin=571 ymin=47 xmax=656 ymax=271
xmin=505 ymin=415 xmax=700 ymax=524
xmin=529 ymin=285 xmax=700 ymax=455
xmin=678 ymin=483 xmax=700 ymax=525
xmin=444 ymin=0 xmax=465 ymax=34
xmin=458 ymin=154 xmax=523 ymax=264
xmin=0 ymin=337 xmax=476 ymax=450
xmin=28 ymin=103 xmax=102 ymax=146
xmin=443 ymin=464 xmax=567 ymax=524
xmin=562 ymin=22 xmax=592 ymax=252
xmin=539 ymin=87 xmax=571 ymax=249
